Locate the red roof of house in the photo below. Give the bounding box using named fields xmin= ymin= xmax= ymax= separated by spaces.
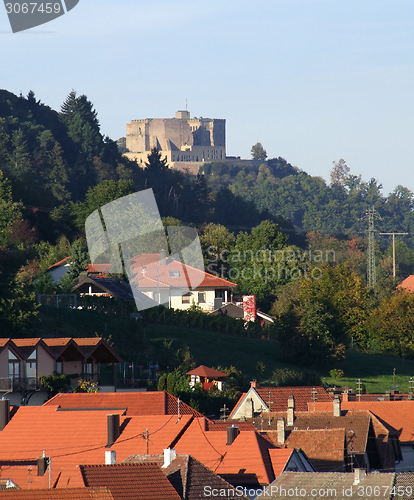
xmin=173 ymin=417 xmax=279 ymax=484
xmin=79 ymin=463 xmax=182 ymax=500
xmin=398 ymin=275 xmax=414 ymax=292
xmin=0 ymin=487 xmax=114 ymax=499
xmin=0 ymin=406 xmax=193 ymax=489
xmin=186 ymin=365 xmax=229 ymax=378
xmin=123 ymin=454 xmax=250 ymax=500
xmin=284 ymin=428 xmax=345 ymax=472
xmin=130 ymin=254 xmax=236 ymax=290
xmin=256 ymin=386 xmax=333 ymax=412
xmin=314 ymin=400 xmax=414 ymax=443
xmin=44 ymin=392 xmax=204 ymax=418
xmin=268 ymin=448 xmax=295 ymax=478
xmin=47 ymin=257 xmax=71 ymax=272
xmin=86 ymin=264 xmax=112 ymax=274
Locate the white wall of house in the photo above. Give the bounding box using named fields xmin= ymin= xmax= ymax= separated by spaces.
xmin=170 ymin=289 xmax=216 ymax=311
xmin=230 ymin=388 xmax=268 ymax=419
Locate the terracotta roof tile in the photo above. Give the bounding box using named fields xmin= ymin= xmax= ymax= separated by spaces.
xmin=44 ymin=392 xmax=204 ymax=418
xmin=42 ymin=338 xmax=72 ymax=347
xmin=173 ymin=418 xmax=278 ymax=485
xmin=187 ymin=366 xmax=229 ymax=378
xmin=398 ymin=275 xmax=414 ymax=292
xmin=255 ymin=386 xmax=333 ymax=412
xmin=80 ymin=463 xmax=181 ymax=500
xmin=10 ymin=339 xmax=42 ymax=347
xmin=123 ymin=454 xmax=250 ymax=500
xmin=284 ymin=429 xmax=345 ymax=472
xmin=0 ymin=487 xmax=113 ymax=499
xmin=250 ymin=411 xmax=370 ymax=456
xmin=0 ymin=407 xmax=192 ymax=489
xmin=268 ymin=448 xmax=294 ymax=477
xmin=130 ymin=254 xmax=237 ymax=290
xmin=314 ymin=401 xmax=414 ymax=443
xmin=47 ymin=257 xmax=71 ymax=271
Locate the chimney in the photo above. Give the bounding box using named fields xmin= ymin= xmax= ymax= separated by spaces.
xmin=277 ymin=417 xmax=285 ymax=445
xmin=250 ymin=380 xmax=260 ymax=389
xmin=105 ymin=450 xmax=117 ymax=465
xmin=342 ymin=391 xmax=349 ymax=402
xmin=37 ymin=453 xmax=48 ymax=476
xmin=0 ymin=399 xmax=10 ymax=431
xmin=245 ymin=398 xmax=254 ymax=419
xmin=107 ymin=414 xmax=120 ymax=447
xmin=227 ymin=425 xmax=240 ymax=445
xmin=384 ymin=393 xmax=391 ymax=401
xmin=353 ymin=468 xmax=366 ymax=485
xmin=160 ymin=249 xmax=166 ymax=266
xmin=333 ymin=396 xmax=341 ymax=417
xmin=163 ymin=448 xmax=176 ymax=468
xmin=287 ymin=395 xmax=295 ymax=426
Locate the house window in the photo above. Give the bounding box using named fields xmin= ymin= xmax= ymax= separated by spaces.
xmin=198 ymin=292 xmax=206 ymax=303
xmin=26 ymin=350 xmax=37 ymax=378
xmin=169 ymin=270 xmax=180 ymax=278
xmin=8 ymin=350 xmax=20 ymax=379
xmin=182 ymin=293 xmax=191 ymax=304
xmin=56 ymin=361 xmax=63 ymax=374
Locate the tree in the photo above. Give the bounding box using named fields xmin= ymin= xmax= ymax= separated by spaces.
xmin=369 ymin=290 xmax=414 ymax=356
xmin=251 ymin=142 xmax=267 ymax=161
xmin=330 ymin=158 xmax=350 ymax=186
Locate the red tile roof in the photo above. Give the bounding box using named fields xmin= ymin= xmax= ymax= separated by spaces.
xmin=47 ymin=257 xmax=71 ymax=272
xmin=256 ymin=386 xmax=333 ymax=412
xmin=0 ymin=406 xmax=193 ymax=489
xmin=11 ymin=338 xmax=42 ymax=347
xmin=268 ymin=448 xmax=295 ymax=477
xmin=130 ymin=254 xmax=237 ymax=290
xmin=173 ymin=417 xmax=279 ymax=485
xmin=187 ymin=366 xmax=229 ymax=378
xmin=284 ymin=428 xmax=345 ymax=472
xmin=86 ymin=264 xmax=111 ymax=274
xmin=315 ymin=400 xmax=414 ymax=443
xmin=123 ymin=454 xmax=250 ymax=500
xmin=44 ymin=392 xmax=204 ymax=418
xmin=398 ymin=275 xmax=414 ymax=292
xmin=0 ymin=487 xmax=113 ymax=499
xmin=79 ymin=463 xmax=182 ymax=500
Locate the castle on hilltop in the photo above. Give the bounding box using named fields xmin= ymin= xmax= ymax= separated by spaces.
xmin=124 ymin=110 xmax=226 ymax=172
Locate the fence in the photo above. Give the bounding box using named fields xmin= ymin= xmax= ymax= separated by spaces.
xmin=37 ymin=294 xmax=78 ymax=309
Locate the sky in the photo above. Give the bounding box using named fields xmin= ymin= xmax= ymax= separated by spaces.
xmin=1 ymin=0 xmax=414 ymax=196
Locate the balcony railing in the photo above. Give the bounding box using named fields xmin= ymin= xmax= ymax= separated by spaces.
xmin=0 ymin=377 xmax=42 ymax=392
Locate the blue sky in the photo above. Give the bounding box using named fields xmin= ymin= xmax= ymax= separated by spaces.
xmin=1 ymin=0 xmax=414 ymax=196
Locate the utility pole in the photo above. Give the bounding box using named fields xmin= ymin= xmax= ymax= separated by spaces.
xmin=379 ymin=232 xmax=408 ymax=278
xmin=361 ymin=207 xmax=381 ymax=289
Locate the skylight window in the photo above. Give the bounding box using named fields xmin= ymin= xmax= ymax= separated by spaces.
xmin=169 ymin=270 xmax=180 ymax=278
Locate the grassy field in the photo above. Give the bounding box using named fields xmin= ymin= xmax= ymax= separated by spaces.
xmin=37 ymin=306 xmax=414 ymax=394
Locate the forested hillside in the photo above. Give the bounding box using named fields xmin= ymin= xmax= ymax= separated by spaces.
xmin=1 ymin=89 xmax=414 ymax=375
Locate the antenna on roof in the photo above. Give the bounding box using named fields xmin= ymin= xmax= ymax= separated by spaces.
xmin=177 ymin=397 xmax=181 ymax=422
xmin=311 ymin=387 xmax=318 ymax=412
xmin=185 ymin=98 xmax=187 ymax=111
xmin=356 ymin=379 xmax=362 ymax=402
xmin=220 ymin=404 xmax=229 ymax=420
xmin=267 ymin=391 xmax=273 ymax=425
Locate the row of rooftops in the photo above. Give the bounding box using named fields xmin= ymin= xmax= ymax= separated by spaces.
xmin=1 ymin=338 xmax=121 ymax=364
